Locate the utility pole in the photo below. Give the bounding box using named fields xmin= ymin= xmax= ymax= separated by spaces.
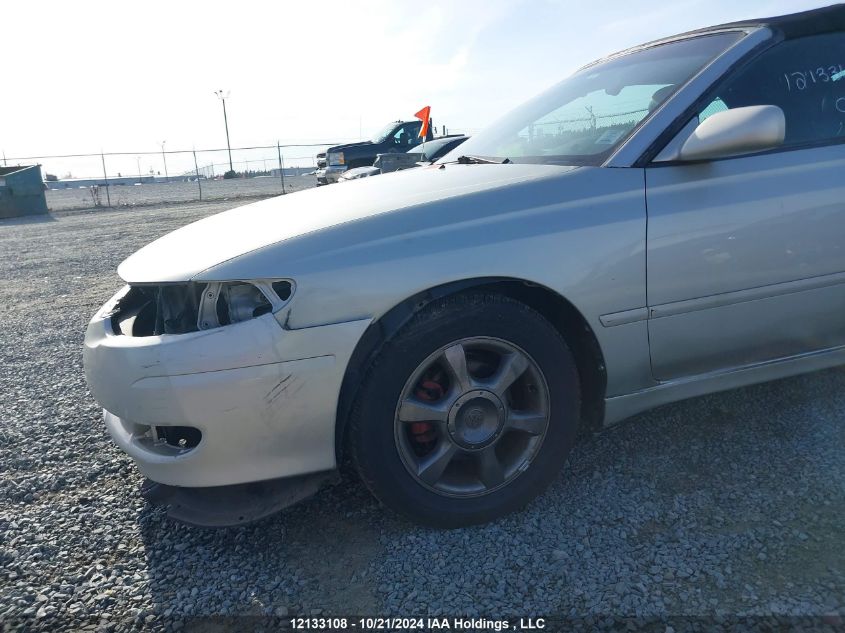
xmin=160 ymin=141 xmax=169 ymax=183
xmin=100 ymin=152 xmax=111 ymax=207
xmin=277 ymin=141 xmax=286 ymax=194
xmin=193 ymin=149 xmax=202 ymax=201
xmin=214 ymin=90 xmax=234 ymax=173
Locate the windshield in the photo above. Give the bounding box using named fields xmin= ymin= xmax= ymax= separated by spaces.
xmin=442 ymin=32 xmax=743 ymax=166
xmin=371 ymin=122 xmax=400 ymax=144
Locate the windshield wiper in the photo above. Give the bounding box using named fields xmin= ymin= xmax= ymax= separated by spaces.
xmin=455 ymin=154 xmax=511 ymax=165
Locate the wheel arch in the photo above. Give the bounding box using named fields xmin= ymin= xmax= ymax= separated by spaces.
xmin=334 ymin=277 xmax=607 ymax=463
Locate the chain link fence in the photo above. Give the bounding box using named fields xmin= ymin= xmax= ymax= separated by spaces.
xmin=2 ymin=142 xmax=352 ymax=212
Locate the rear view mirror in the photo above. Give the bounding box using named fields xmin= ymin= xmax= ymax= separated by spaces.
xmin=678 ymin=105 xmax=785 ymax=161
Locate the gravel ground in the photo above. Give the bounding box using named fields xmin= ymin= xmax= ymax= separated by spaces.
xmin=1 ymin=197 xmax=844 ymax=632
xmin=46 ymin=176 xmax=317 ymax=212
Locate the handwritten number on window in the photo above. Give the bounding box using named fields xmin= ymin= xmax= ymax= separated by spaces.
xmin=785 ymin=65 xmax=845 ymax=91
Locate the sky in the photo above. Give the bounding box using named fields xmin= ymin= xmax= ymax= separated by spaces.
xmin=2 ymin=0 xmax=833 ymax=176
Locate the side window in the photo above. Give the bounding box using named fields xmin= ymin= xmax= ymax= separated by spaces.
xmin=698 ymin=32 xmax=845 ymax=147
xmin=393 ymin=122 xmax=421 ymax=147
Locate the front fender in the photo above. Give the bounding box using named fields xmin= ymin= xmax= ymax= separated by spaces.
xmin=196 ymin=166 xmax=651 ymax=396
xmin=198 ymin=167 xmax=646 ymax=329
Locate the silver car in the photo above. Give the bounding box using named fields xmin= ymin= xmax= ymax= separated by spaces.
xmin=84 ymin=5 xmax=845 ymax=527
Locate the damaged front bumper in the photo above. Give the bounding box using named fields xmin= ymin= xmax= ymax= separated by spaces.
xmin=140 ymin=471 xmax=339 ymax=527
xmin=83 ymin=286 xmax=371 ymax=491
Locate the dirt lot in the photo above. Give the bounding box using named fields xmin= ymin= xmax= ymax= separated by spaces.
xmin=1 ymin=197 xmax=843 ymax=632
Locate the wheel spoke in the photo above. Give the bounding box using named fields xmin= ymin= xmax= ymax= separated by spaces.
xmin=417 ymin=441 xmax=458 ymax=485
xmin=397 ymin=397 xmax=449 ymax=423
xmin=442 ymin=343 xmax=474 ymax=392
xmin=477 ymin=447 xmax=505 ymax=488
xmin=505 ymin=410 xmax=547 ymax=436
xmin=483 ymin=352 xmax=530 ymax=398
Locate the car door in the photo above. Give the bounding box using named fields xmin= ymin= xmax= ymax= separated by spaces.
xmin=646 ymin=31 xmax=845 ymax=381
xmin=396 ymin=121 xmax=422 ymax=149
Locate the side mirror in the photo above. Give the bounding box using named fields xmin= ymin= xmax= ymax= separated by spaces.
xmin=677 ymin=105 xmax=785 ymax=161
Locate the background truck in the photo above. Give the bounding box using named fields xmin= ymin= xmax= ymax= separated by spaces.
xmin=316 ymin=119 xmax=434 ymax=184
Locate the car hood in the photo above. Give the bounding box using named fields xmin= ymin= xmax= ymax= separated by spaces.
xmin=118 ymin=163 xmax=577 ymax=283
xmin=327 ymin=141 xmax=372 ymax=152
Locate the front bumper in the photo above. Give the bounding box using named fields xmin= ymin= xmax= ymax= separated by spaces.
xmin=319 ymin=165 xmax=347 ymax=184
xmin=83 ymin=287 xmax=370 ymax=488
xmin=140 ymin=471 xmax=339 ymax=527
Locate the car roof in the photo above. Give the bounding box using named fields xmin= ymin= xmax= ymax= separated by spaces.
xmin=684 ymin=2 xmax=845 ymax=40
xmin=578 ymin=3 xmax=844 ymax=74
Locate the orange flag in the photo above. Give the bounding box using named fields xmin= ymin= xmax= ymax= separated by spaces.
xmin=415 ymin=106 xmax=431 ymax=139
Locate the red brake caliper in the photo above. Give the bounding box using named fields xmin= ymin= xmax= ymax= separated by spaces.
xmin=411 ymin=379 xmax=443 ymax=444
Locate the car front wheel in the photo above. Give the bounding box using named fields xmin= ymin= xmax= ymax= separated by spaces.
xmin=349 ymin=292 xmax=580 ymax=527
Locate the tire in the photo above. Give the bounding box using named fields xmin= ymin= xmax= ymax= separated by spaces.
xmin=349 ymin=292 xmax=580 ymax=527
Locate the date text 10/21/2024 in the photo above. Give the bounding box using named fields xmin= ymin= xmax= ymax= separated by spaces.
xmin=290 ymin=617 xmax=548 ymax=630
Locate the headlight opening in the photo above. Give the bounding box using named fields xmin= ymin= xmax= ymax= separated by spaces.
xmin=110 ymin=280 xmax=294 ymax=336
xmin=199 ymin=280 xmax=294 ymax=330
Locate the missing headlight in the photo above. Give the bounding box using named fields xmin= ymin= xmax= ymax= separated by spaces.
xmin=110 ymin=280 xmax=294 ymax=336
xmin=272 ymin=280 xmax=292 ymax=301
xmin=225 ymin=283 xmax=272 ymax=322
xmin=197 ymin=280 xmax=294 ymax=331
xmin=111 ymin=284 xmax=202 ymax=336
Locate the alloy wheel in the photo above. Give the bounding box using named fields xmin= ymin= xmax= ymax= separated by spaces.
xmin=393 ymin=336 xmax=551 ymax=497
